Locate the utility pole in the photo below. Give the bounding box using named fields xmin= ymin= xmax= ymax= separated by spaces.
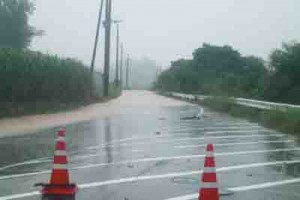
xmin=103 ymin=0 xmax=112 ymax=96
xmin=126 ymin=54 xmax=129 ymax=89
xmin=120 ymin=43 xmax=124 ymax=87
xmin=90 ymin=0 xmax=104 ymax=72
xmin=115 ymin=23 xmax=120 ymax=83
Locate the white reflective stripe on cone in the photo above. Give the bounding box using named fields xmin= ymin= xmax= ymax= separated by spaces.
xmin=203 ymin=167 xmax=216 ymax=173
xmin=54 ymin=150 xmax=67 ymax=156
xmin=201 ymin=182 xmax=218 ymax=189
xmin=206 ymin=151 xmax=214 ymax=157
xmin=53 ymin=164 xmax=68 ymax=169
xmin=56 ymin=136 xmax=65 ymax=141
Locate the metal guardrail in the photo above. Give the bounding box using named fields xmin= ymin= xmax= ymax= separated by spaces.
xmin=235 ymin=97 xmax=300 ymax=110
xmin=166 ymin=92 xmax=300 ymax=110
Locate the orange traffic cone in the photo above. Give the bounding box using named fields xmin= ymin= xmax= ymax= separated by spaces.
xmin=37 ymin=128 xmax=78 ymax=198
xmin=198 ymin=144 xmax=219 ymax=200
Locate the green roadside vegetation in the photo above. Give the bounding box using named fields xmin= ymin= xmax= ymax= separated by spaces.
xmin=0 ymin=48 xmax=121 ymax=118
xmin=201 ymin=97 xmax=300 ymax=136
xmin=154 ymin=42 xmax=300 ymax=104
xmin=0 ymin=0 xmax=121 ymax=119
xmin=154 ymin=39 xmax=300 ymax=135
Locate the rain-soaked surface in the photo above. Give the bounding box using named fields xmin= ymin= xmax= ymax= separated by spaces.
xmin=0 ymin=91 xmax=300 ymax=200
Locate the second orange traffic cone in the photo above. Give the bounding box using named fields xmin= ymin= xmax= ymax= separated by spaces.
xmin=198 ymin=144 xmax=219 ymax=200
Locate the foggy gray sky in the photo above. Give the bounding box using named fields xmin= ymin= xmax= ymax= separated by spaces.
xmin=31 ymin=0 xmax=300 ymax=71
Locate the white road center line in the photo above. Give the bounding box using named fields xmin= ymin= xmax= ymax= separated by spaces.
xmin=175 ymin=140 xmax=294 ymax=149
xmin=119 ymin=134 xmax=283 ymax=147
xmin=86 ymin=126 xmax=268 ymax=148
xmin=1 ymin=148 xmax=300 ymax=180
xmin=163 ymin=178 xmax=300 ymax=200
xmin=2 ymin=160 xmax=300 ymax=200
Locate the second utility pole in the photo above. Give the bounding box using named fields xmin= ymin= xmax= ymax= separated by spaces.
xmin=103 ymin=0 xmax=112 ymax=96
xmin=126 ymin=54 xmax=129 ymax=89
xmin=120 ymin=43 xmax=124 ymax=87
xmin=90 ymin=0 xmax=104 ymax=72
xmin=115 ymin=23 xmax=120 ymax=83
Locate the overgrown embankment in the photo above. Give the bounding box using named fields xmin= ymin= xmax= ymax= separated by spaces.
xmin=0 ymin=48 xmax=120 ymax=118
xmin=201 ymin=97 xmax=300 ymax=135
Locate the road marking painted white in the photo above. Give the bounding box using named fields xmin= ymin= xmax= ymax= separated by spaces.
xmin=1 ymin=148 xmax=300 ymax=180
xmin=2 ymin=135 xmax=283 ymax=172
xmin=163 ymin=178 xmax=300 ymax=200
xmin=170 ymin=126 xmax=262 ymax=132
xmin=0 ymin=170 xmax=51 ymax=180
xmin=204 ymin=130 xmax=273 ymax=135
xmin=168 ymin=122 xmax=254 ymax=127
xmin=78 ymin=160 xmax=300 ymax=189
xmin=0 ymin=150 xmax=143 ymax=172
xmin=119 ymin=134 xmax=283 ymax=147
xmin=161 ymin=124 xmax=260 ymax=130
xmin=85 ymin=126 xmax=267 ymax=148
xmin=163 ymin=193 xmax=198 ymax=200
xmin=230 ymin=178 xmax=300 ymax=192
xmin=176 ymin=140 xmax=294 ymax=149
xmin=0 ymin=191 xmax=40 ymax=200
xmin=89 ymin=133 xmax=275 ymax=148
xmin=0 ymin=158 xmax=51 ymax=171
xmin=69 ymin=150 xmax=144 ymax=160
xmin=1 ymin=160 xmax=300 ymax=200
xmin=169 ymin=134 xmax=283 ymax=144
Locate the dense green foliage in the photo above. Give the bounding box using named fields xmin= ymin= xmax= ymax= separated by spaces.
xmin=0 ymin=0 xmax=120 ymax=118
xmin=0 ymin=48 xmax=95 ymax=103
xmin=201 ymin=97 xmax=300 ymax=135
xmin=264 ymin=43 xmax=300 ymax=104
xmin=154 ymin=42 xmax=300 ymax=104
xmin=0 ymin=0 xmax=42 ymax=48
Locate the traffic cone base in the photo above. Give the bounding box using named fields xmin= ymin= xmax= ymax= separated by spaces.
xmin=200 ymin=188 xmax=219 ymax=200
xmin=42 ymin=183 xmax=78 ymax=196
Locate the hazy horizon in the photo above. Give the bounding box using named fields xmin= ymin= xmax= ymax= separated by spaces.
xmin=30 ymin=0 xmax=300 ymax=70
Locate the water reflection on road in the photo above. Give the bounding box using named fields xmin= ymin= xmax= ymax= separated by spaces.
xmin=0 ymin=91 xmax=300 ymax=200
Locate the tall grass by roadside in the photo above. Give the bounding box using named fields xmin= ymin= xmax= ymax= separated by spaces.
xmin=0 ymin=48 xmax=94 ymax=102
xmin=0 ymin=48 xmax=119 ymax=118
xmin=201 ymin=97 xmax=300 ymax=135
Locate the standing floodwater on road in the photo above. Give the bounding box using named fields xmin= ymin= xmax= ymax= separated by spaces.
xmin=0 ymin=91 xmax=300 ymax=200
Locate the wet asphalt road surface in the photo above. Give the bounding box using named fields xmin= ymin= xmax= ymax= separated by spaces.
xmin=0 ymin=91 xmax=300 ymax=200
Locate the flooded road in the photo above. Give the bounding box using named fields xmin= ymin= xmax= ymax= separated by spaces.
xmin=0 ymin=91 xmax=300 ymax=200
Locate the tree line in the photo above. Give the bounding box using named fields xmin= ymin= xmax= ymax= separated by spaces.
xmin=154 ymin=42 xmax=300 ymax=104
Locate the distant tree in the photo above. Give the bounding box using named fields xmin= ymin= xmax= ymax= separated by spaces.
xmin=241 ymin=56 xmax=268 ymax=97
xmin=0 ymin=0 xmax=43 ymax=48
xmin=154 ymin=43 xmax=268 ymax=98
xmin=154 ymin=59 xmax=200 ymax=92
xmin=265 ymin=42 xmax=300 ymax=103
xmin=192 ymin=43 xmax=244 ymax=73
